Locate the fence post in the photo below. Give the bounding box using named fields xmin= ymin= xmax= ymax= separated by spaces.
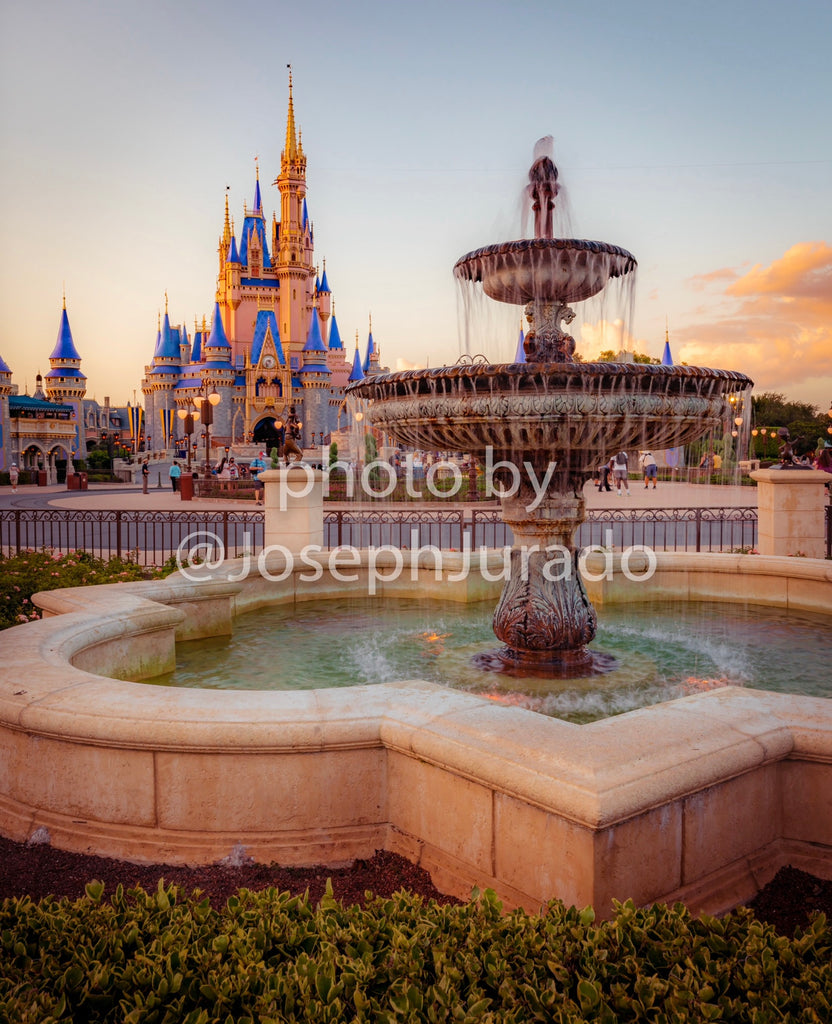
xmin=694 ymin=508 xmax=702 ymax=553
xmin=116 ymin=510 xmax=122 ymax=560
xmin=223 ymin=511 xmax=229 ymax=556
xmin=15 ymin=509 xmax=21 ymax=554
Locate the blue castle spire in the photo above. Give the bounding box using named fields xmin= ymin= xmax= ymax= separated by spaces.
xmin=49 ymin=301 xmax=81 ymax=361
xmin=300 ymin=309 xmax=331 ymax=375
xmin=205 ymin=302 xmax=231 ymax=353
xmin=362 ymin=326 xmax=375 ymax=374
xmin=348 ymin=342 xmax=365 ymax=382
xmin=328 ymin=313 xmax=343 ymax=350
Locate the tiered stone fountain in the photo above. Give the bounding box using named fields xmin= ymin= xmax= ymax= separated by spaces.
xmin=348 ymin=143 xmax=752 ymax=676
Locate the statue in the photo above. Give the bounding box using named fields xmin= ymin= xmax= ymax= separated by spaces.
xmin=777 ymin=427 xmax=805 ymax=467
xmin=283 ymin=435 xmax=303 ymax=465
xmin=526 ymin=136 xmax=559 ymax=240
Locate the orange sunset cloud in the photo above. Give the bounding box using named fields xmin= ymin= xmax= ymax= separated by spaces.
xmin=674 ymin=242 xmax=832 ymax=406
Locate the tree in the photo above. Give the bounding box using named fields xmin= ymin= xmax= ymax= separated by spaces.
xmin=751 ymin=392 xmax=826 ymax=456
xmin=596 ymin=349 xmax=660 ymax=364
xmin=328 ymin=441 xmax=338 ymax=467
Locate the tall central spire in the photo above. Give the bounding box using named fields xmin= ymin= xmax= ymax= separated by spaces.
xmin=284 ymin=65 xmax=298 ymax=162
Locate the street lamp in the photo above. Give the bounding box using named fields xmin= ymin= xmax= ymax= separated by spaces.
xmin=100 ymin=430 xmax=120 ymax=467
xmin=176 ymin=403 xmax=198 ymax=469
xmin=196 ymin=387 xmax=221 ymax=477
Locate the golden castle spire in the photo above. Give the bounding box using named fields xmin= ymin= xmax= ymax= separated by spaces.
xmin=284 ymin=64 xmax=298 ymax=161
xmin=222 ymin=190 xmax=231 ymax=248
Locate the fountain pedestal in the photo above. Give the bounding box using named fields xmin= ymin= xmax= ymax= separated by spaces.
xmin=476 ymin=487 xmax=602 ymax=676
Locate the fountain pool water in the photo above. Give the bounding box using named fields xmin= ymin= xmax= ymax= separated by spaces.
xmin=147 ymin=597 xmax=832 ymax=723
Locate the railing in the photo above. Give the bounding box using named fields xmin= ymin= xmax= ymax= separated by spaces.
xmin=0 ymin=505 xmax=762 ymax=566
xmin=826 ymin=505 xmax=832 ymax=560
xmin=324 ymin=509 xmax=465 ymax=549
xmin=324 ymin=507 xmax=759 ymax=554
xmin=0 ymin=509 xmax=264 ymax=566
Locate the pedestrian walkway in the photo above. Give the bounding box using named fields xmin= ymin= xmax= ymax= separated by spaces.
xmin=0 ymin=477 xmax=759 ymax=513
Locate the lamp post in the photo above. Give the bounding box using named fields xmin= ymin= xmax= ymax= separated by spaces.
xmin=193 ymin=386 xmax=221 ymax=478
xmin=176 ymin=404 xmax=197 ymax=470
xmin=100 ymin=430 xmax=120 ymax=469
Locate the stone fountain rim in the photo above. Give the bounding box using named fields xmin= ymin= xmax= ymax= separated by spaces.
xmin=453 ymin=237 xmax=638 ymax=276
xmin=346 ymin=362 xmax=753 ymax=396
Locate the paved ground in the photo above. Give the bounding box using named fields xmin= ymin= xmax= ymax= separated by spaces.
xmin=0 ymin=477 xmax=757 ymax=512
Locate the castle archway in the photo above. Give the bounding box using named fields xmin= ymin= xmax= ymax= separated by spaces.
xmin=252 ymin=416 xmax=285 ymax=455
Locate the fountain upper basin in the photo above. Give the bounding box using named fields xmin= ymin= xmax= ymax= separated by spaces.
xmin=453 ymin=238 xmax=637 ymax=304
xmin=348 ymin=362 xmax=752 ymax=465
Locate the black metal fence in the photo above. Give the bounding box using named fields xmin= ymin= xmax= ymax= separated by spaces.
xmin=827 ymin=505 xmax=832 ymax=560
xmin=0 ymin=505 xmax=766 ymax=566
xmin=0 ymin=509 xmax=264 ymax=566
xmin=322 ymin=506 xmax=759 ymax=553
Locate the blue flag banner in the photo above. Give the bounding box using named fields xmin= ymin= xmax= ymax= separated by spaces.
xmin=159 ymin=408 xmax=175 ymax=449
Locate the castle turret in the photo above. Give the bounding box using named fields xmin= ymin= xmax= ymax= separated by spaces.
xmin=0 ymin=353 xmax=12 ymax=470
xmin=44 ymin=297 xmax=87 ymax=455
xmin=363 ymin=316 xmax=381 ymax=374
xmin=44 ymin=297 xmax=87 ymax=403
xmin=274 ymin=66 xmax=312 ymax=369
xmin=348 ymin=334 xmax=365 ymax=383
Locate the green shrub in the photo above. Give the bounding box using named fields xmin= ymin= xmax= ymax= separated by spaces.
xmin=1 ymin=881 xmax=829 ymax=1022
xmin=0 ymin=550 xmax=174 ymax=630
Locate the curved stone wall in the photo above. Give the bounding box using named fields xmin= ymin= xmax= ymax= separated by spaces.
xmin=1 ymin=552 xmax=830 ymax=916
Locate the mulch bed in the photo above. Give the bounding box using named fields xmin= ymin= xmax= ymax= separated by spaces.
xmin=1 ymin=835 xmax=830 ymax=936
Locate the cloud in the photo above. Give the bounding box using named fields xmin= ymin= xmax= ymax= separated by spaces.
xmin=395 ymin=357 xmax=424 ymax=371
xmin=577 ymin=319 xmax=650 ymax=361
xmin=686 ymin=266 xmax=740 ymax=291
xmin=676 ymin=242 xmax=832 ymax=406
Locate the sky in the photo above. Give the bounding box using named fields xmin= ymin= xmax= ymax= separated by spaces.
xmin=1 ymin=0 xmax=830 ymax=413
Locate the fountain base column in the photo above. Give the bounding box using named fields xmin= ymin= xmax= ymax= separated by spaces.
xmin=473 ymin=488 xmax=615 ymax=678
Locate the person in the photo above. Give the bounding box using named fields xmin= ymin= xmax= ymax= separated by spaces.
xmin=249 ymin=453 xmax=266 ymax=506
xmin=698 ymin=452 xmax=713 ymax=473
xmin=639 ymin=451 xmax=658 ymax=489
xmin=597 ymin=456 xmax=612 ymax=492
xmin=169 ymin=460 xmax=181 ymax=492
xmin=611 ymin=450 xmax=630 ymax=495
xmin=141 ymin=458 xmax=149 ymax=494
xmin=814 ymin=447 xmax=832 ymax=474
xmin=227 ymin=458 xmax=239 ymax=481
xmin=9 ymin=463 xmax=19 ymax=493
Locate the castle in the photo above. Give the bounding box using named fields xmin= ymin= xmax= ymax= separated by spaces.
xmin=141 ymin=71 xmax=382 ymax=460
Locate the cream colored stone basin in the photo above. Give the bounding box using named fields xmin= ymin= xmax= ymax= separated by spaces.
xmin=1 ymin=550 xmax=830 ymax=917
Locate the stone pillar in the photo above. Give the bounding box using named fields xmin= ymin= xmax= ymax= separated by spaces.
xmin=750 ymin=468 xmax=830 ymax=558
xmin=260 ymin=467 xmax=325 ymax=554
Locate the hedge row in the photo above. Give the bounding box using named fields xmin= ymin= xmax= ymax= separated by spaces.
xmin=2 ymin=880 xmax=830 ymax=1022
